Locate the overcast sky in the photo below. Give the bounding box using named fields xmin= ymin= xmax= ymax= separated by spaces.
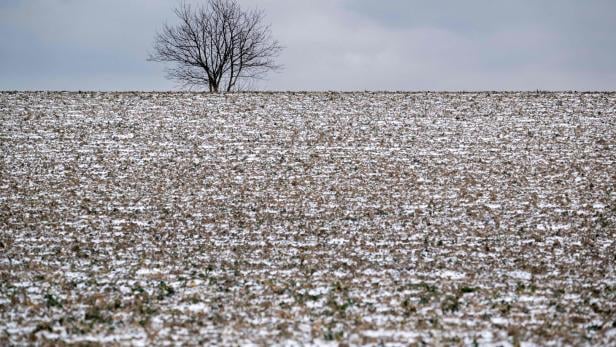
xmin=1 ymin=0 xmax=615 ymax=91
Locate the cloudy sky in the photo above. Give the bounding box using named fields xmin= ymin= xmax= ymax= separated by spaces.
xmin=1 ymin=0 xmax=615 ymax=91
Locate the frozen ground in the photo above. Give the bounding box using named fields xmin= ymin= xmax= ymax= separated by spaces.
xmin=1 ymin=91 xmax=615 ymax=345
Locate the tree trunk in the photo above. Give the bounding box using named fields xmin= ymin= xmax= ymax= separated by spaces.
xmin=208 ymin=76 xmax=219 ymax=92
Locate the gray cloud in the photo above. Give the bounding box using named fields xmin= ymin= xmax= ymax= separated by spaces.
xmin=0 ymin=0 xmax=614 ymax=91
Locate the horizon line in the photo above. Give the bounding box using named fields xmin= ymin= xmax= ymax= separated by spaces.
xmin=1 ymin=89 xmax=615 ymax=94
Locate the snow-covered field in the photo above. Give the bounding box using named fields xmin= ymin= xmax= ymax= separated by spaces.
xmin=1 ymin=91 xmax=615 ymax=345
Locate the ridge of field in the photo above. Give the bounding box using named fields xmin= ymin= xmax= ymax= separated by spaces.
xmin=1 ymin=92 xmax=615 ymax=345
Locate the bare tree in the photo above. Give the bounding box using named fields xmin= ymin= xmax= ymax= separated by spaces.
xmin=148 ymin=0 xmax=282 ymax=92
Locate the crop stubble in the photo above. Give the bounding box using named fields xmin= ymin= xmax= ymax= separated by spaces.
xmin=1 ymin=92 xmax=615 ymax=345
